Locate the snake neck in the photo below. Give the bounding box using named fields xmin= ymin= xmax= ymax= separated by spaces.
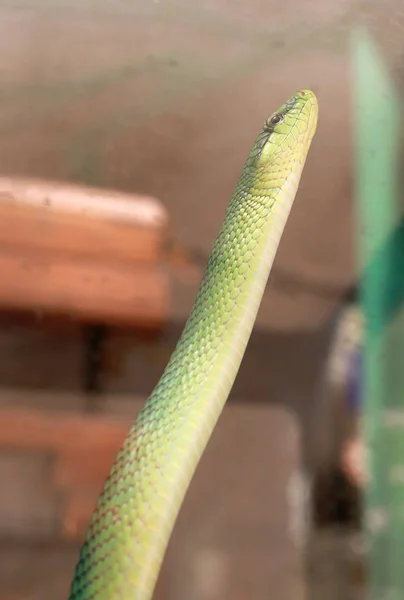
xmin=151 ymin=160 xmax=303 ymax=419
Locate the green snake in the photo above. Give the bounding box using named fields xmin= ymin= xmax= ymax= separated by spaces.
xmin=68 ymin=89 xmax=318 ymax=600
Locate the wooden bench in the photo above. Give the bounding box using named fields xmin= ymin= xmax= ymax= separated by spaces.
xmin=0 ymin=178 xmax=170 ymax=539
xmin=0 ymin=177 xmax=170 ymax=393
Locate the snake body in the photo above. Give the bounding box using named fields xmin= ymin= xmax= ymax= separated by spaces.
xmin=69 ymin=89 xmax=318 ymax=600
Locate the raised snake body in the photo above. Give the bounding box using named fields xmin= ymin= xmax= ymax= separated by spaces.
xmin=69 ymin=89 xmax=318 ymax=600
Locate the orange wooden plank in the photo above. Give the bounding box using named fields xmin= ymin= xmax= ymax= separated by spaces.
xmin=0 ymin=249 xmax=169 ymax=326
xmin=0 ymin=201 xmax=163 ymax=265
xmin=0 ymin=407 xmax=130 ymax=453
xmin=55 ymin=448 xmax=122 ymax=490
xmin=0 ymin=177 xmax=167 ymax=229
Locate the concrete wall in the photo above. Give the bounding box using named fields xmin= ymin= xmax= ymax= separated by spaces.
xmin=3 ymin=0 xmax=402 ymax=330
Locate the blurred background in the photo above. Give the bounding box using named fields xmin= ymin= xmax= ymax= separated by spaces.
xmin=0 ymin=1 xmax=404 ymax=599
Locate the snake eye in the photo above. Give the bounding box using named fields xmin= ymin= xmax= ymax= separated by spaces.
xmin=270 ymin=114 xmax=283 ymax=126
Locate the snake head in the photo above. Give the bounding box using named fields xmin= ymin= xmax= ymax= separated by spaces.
xmin=251 ymin=89 xmax=318 ymax=164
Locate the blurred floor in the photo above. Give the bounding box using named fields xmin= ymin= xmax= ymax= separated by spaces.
xmin=0 ymin=529 xmax=364 ymax=600
xmin=308 ymin=529 xmax=365 ymax=600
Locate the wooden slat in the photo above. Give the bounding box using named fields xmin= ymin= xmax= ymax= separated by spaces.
xmin=0 ymin=201 xmax=163 ymax=265
xmin=0 ymin=177 xmax=167 ymax=229
xmin=0 ymin=249 xmax=168 ymax=326
xmin=0 ymin=407 xmax=129 ymax=453
xmin=0 ymin=178 xmax=170 ymax=327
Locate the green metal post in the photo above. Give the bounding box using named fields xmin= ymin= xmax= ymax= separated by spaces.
xmin=351 ymin=27 xmax=404 ymax=599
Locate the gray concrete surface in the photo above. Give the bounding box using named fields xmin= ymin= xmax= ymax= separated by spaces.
xmin=0 ymin=530 xmax=365 ymax=600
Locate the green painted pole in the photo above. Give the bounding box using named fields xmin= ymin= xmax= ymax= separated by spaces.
xmin=351 ymin=27 xmax=404 ymax=599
